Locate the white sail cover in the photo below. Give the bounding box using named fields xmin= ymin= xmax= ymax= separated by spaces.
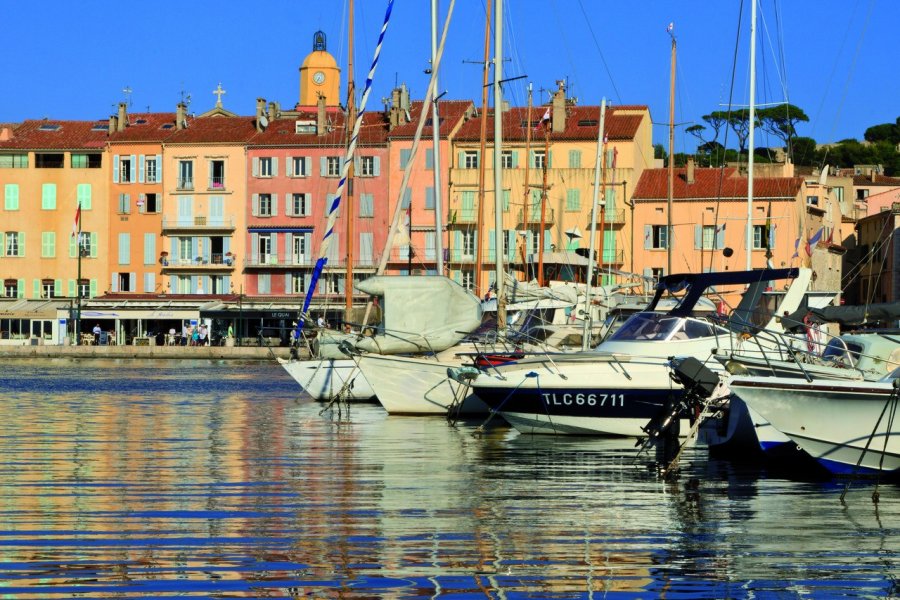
xmin=353 ymin=276 xmax=482 ymax=354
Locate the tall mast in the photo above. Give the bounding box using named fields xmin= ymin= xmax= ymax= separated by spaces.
xmin=345 ymin=0 xmax=356 ymax=319
xmin=493 ymin=0 xmax=506 ymax=331
xmin=667 ymin=26 xmax=676 ymax=275
xmin=522 ymin=85 xmax=533 ymax=282
xmin=537 ymin=112 xmax=550 ymax=286
xmin=474 ymin=0 xmax=492 ymax=297
xmin=746 ymin=0 xmax=757 ymax=271
xmin=582 ymin=100 xmax=607 ymax=351
xmin=431 ymin=0 xmax=444 ymax=275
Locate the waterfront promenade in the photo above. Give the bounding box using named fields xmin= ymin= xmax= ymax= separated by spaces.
xmin=0 ymin=343 xmax=302 ymax=361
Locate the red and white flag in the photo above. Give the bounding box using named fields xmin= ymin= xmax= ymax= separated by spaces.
xmin=536 ymin=107 xmax=551 ymax=131
xmin=71 ymin=202 xmax=81 ymax=238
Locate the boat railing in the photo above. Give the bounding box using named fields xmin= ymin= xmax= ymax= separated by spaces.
xmin=340 ymin=320 xmax=441 ymax=357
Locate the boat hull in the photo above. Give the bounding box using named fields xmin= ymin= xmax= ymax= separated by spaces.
xmin=280 ymin=358 xmax=376 ymax=401
xmin=731 ymin=377 xmax=900 ymax=475
xmin=356 ymin=354 xmax=489 ymax=415
xmin=470 ymin=355 xmax=691 ymax=436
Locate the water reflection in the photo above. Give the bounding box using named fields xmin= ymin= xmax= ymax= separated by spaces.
xmin=0 ymin=360 xmax=896 ymax=598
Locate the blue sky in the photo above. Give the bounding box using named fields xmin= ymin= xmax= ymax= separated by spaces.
xmin=3 ymin=1 xmax=894 ymax=152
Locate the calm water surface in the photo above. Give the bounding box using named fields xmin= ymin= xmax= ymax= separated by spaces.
xmin=0 ymin=359 xmax=897 ymax=598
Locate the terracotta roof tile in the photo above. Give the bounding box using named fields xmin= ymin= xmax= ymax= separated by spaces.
xmin=249 ymin=110 xmax=389 ymax=147
xmin=852 ymin=174 xmax=900 ymax=187
xmin=387 ymin=100 xmax=473 ymax=139
xmin=452 ymin=105 xmax=648 ymax=142
xmin=164 ymin=115 xmax=259 ymax=145
xmin=633 ymin=167 xmax=804 ymax=201
xmin=0 ymin=119 xmax=110 ymax=150
xmin=108 ymin=112 xmax=179 ymax=143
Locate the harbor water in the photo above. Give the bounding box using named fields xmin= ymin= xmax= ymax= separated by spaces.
xmin=0 ymin=359 xmax=897 ymax=598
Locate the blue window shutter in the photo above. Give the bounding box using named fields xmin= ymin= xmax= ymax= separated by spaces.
xmin=252 ymin=157 xmax=260 ymax=177
xmin=373 ymin=156 xmax=381 ymax=176
xmin=156 ymin=154 xmax=162 ymax=180
xmin=251 ymin=194 xmax=259 ymax=216
xmin=425 ymin=149 xmax=434 ymax=170
xmin=111 ymin=272 xmax=119 ymax=292
xmin=400 ymin=149 xmax=411 ymax=169
xmin=488 ymin=230 xmax=496 ymax=261
xmin=272 ymin=157 xmax=279 ymax=177
xmin=138 ymin=154 xmax=145 ymax=183
xmin=250 ymin=233 xmax=259 ymax=263
xmin=118 ymin=233 xmax=130 ymax=264
xmin=129 ymin=273 xmax=136 ymax=292
xmin=716 ymin=225 xmax=726 ymax=249
xmin=695 ymin=225 xmax=702 ymax=249
xmin=191 ymin=237 xmax=199 ymax=261
xmin=304 ymin=273 xmax=311 ymax=291
xmin=320 ymin=157 xmax=327 ymax=176
xmin=426 ymin=187 xmax=435 ymax=209
xmin=285 ymin=233 xmax=294 ymax=262
xmin=644 ymin=225 xmax=652 ymax=250
xmin=402 ymin=189 xmax=411 ymax=209
xmin=113 ymin=155 xmax=120 ymax=183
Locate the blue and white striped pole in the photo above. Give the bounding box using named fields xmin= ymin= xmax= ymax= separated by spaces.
xmin=295 ymin=0 xmax=394 ymax=339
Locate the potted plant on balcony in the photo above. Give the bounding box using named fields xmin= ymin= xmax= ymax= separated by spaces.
xmin=160 ymin=251 xmax=169 ymax=266
xmin=224 ymin=251 xmax=234 ymax=266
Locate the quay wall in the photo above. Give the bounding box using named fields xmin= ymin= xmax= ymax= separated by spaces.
xmin=0 ymin=345 xmax=306 ymax=361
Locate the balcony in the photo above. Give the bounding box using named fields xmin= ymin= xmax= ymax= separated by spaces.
xmin=450 ymin=208 xmax=477 ymax=225
xmin=386 ymin=247 xmax=439 ymax=263
xmin=177 ymin=177 xmax=194 ymax=191
xmin=600 ymin=249 xmax=625 ymax=265
xmin=161 ymin=254 xmax=235 ymax=272
xmin=518 ymin=207 xmax=555 ymax=226
xmin=161 ymin=216 xmax=236 ymax=233
xmin=448 ymin=250 xmax=476 ymax=264
xmin=245 ymin=255 xmax=315 ymax=269
xmin=208 ymin=176 xmax=226 ymax=190
xmin=596 ymin=208 xmax=626 ymax=225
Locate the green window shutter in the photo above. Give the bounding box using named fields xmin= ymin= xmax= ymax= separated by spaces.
xmin=144 ymin=233 xmax=155 ymax=265
xmin=69 ymin=235 xmax=77 ymax=258
xmin=602 ymin=232 xmax=617 ymax=263
xmin=33 ymin=279 xmax=40 ymax=299
xmin=41 ymin=232 xmax=55 ymax=257
xmin=42 ymin=183 xmax=57 ymax=209
xmin=605 ymin=187 xmax=616 ymax=212
xmin=566 ymin=189 xmax=580 ymax=211
xmin=548 ymin=151 xmax=553 ymax=168
xmin=4 ymin=184 xmax=19 ymax=210
xmin=68 ymin=279 xmax=76 ymax=297
xmin=89 ymin=280 xmax=97 ymax=298
xmin=77 ymin=184 xmax=92 ymax=210
xmin=569 ymin=150 xmax=581 ymax=168
xmin=118 ymin=233 xmax=130 ymax=265
xmin=425 ymin=149 xmax=434 ymax=170
xmin=112 ymin=155 xmax=120 ymax=183
xmin=511 ymin=150 xmax=519 ymax=168
xmin=54 ymin=279 xmax=62 ymax=296
xmin=488 ymin=230 xmax=496 ymax=261
xmin=90 ymin=233 xmax=98 ymax=258
xmin=16 ymin=279 xmax=24 ymax=298
xmin=503 ymin=190 xmax=510 ymax=212
xmin=18 ymin=231 xmax=24 ymax=257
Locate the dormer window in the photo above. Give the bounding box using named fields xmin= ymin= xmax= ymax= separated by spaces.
xmin=295 ymin=120 xmax=316 ymax=134
xmin=38 ymin=124 xmax=61 ymax=131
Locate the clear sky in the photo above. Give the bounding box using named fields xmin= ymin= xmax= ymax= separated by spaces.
xmin=2 ymin=0 xmax=895 ymax=153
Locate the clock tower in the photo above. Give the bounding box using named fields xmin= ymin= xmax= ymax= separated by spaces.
xmin=299 ymin=31 xmax=341 ymax=107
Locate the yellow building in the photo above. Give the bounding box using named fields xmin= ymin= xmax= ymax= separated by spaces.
xmin=0 ymin=119 xmax=110 ymax=300
xmin=447 ymin=84 xmax=653 ymax=293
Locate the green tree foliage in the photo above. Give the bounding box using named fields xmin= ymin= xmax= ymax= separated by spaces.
xmin=654 ymin=144 xmax=667 ymax=161
xmin=791 ymin=137 xmax=818 ymax=166
xmin=756 ymin=104 xmax=810 ymax=160
xmin=863 ymin=117 xmax=900 ymax=144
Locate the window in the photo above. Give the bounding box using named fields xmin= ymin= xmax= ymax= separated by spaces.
xmin=41 ymin=280 xmax=54 ymax=299
xmin=701 ymin=225 xmax=715 ymax=250
xmin=118 ymin=273 xmax=133 ymax=292
xmin=35 ymin=153 xmax=64 ymax=168
xmin=462 ymin=230 xmax=475 ymax=257
xmin=291 ymin=157 xmax=308 ymax=177
xmin=4 ymin=281 xmax=17 ymax=297
xmin=78 ymin=232 xmax=93 ymax=257
xmin=806 ymin=195 xmax=819 ymax=206
xmin=0 ymin=154 xmax=27 ymax=168
xmin=143 ymin=193 xmax=159 ymax=213
xmin=118 ymin=193 xmax=131 ymax=214
xmin=292 ymin=193 xmax=311 ymax=217
xmin=359 ymin=193 xmax=374 ymax=218
xmin=533 ymin=150 xmax=546 ymax=169
xmin=503 ymin=229 xmax=513 ymax=258
xmin=752 ymin=224 xmax=775 ymax=250
xmin=258 ymin=157 xmax=273 ymax=177
xmin=461 ymin=270 xmax=474 ymax=291
xmin=565 ymin=189 xmax=580 ymax=212
xmin=258 ymin=235 xmax=272 ymax=264
xmin=463 ymin=151 xmax=479 ymax=169
xmin=295 ymin=120 xmax=316 ymax=134
xmin=293 ymin=235 xmax=309 ymax=264
xmin=291 ymin=273 xmax=307 ymax=293
xmin=501 ymin=151 xmax=513 ymax=169
xmin=178 ymin=160 xmax=193 ymax=189
xmin=119 ymin=156 xmax=133 ymax=183
xmin=209 ymin=160 xmax=225 ymax=189
xmin=650 ymin=225 xmax=668 ymax=249
xmin=569 ymin=150 xmax=582 ymax=168
xmin=178 ymin=238 xmax=192 ymax=264
xmin=258 ymin=194 xmax=273 ymax=217
xmin=41 ymin=232 xmax=55 ymax=258
xmin=145 ymin=157 xmax=158 ymax=183
xmin=857 ymin=189 xmax=869 ymax=201
xmin=5 ymin=232 xmax=21 ymax=256
xmin=529 ymin=231 xmax=540 ymax=255
xmin=71 ymin=153 xmax=101 ymax=168
xmin=324 ymin=277 xmax=339 ymax=295
xmin=359 ymin=156 xmax=375 ymax=176
xmin=326 ymin=156 xmax=341 ymax=177
xmin=651 ymin=267 xmax=665 ymax=281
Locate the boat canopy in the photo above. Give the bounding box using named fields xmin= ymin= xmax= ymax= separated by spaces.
xmin=796 ymin=302 xmax=900 ymax=327
xmin=353 ymin=276 xmax=482 ymax=354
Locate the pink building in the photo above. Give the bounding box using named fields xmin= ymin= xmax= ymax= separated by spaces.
xmin=245 ymin=105 xmax=391 ymax=301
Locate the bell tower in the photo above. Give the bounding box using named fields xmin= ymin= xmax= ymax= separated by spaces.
xmin=299 ymin=31 xmax=341 ymax=107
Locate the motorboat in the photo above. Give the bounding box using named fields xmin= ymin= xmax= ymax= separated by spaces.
xmin=466 ymin=268 xmax=812 ymax=436
xmin=729 ymin=369 xmax=900 ymax=475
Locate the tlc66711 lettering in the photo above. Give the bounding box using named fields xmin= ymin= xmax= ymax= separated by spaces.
xmin=542 ymin=393 xmax=625 ymax=407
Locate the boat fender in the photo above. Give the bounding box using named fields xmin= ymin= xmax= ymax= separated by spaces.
xmin=448 ymin=366 xmax=481 ymax=384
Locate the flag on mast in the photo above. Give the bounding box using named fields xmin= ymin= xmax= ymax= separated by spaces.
xmin=536 ymin=107 xmax=551 ymax=131
xmin=71 ymin=201 xmax=81 ymax=238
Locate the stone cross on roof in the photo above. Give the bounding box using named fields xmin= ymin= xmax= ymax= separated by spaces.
xmin=213 ymin=83 xmax=226 ymax=108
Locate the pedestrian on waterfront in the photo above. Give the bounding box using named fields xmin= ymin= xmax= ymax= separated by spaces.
xmin=182 ymin=323 xmax=190 ymax=346
xmin=191 ymin=327 xmax=200 ymax=346
xmin=198 ymin=325 xmax=208 ymax=346
xmin=92 ymin=323 xmax=101 ymax=345
xmin=317 ymin=315 xmax=326 ymax=328
xmin=227 ymin=323 xmax=234 ymax=338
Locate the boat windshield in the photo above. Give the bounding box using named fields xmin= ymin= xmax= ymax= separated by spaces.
xmin=822 ymin=338 xmax=864 ymax=364
xmin=603 ymin=312 xmax=722 ymax=344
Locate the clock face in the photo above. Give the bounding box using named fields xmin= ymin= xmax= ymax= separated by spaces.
xmin=313 ymin=71 xmax=326 ymax=85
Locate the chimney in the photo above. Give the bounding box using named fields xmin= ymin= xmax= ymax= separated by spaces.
xmin=117 ymin=102 xmax=127 ymax=132
xmin=108 ymin=115 xmax=117 ymax=135
xmin=176 ymin=102 xmax=186 ymax=130
xmin=551 ymin=80 xmax=566 ymax=133
xmin=871 ymin=169 xmax=877 ymax=183
xmin=686 ymin=157 xmax=695 ymax=184
xmin=255 ymin=98 xmax=266 ymax=132
xmin=267 ymin=101 xmax=278 ymax=123
xmin=0 ymin=127 xmax=10 ymax=141
xmin=316 ymin=94 xmax=327 ymax=136
xmin=388 ymin=87 xmax=402 ymax=129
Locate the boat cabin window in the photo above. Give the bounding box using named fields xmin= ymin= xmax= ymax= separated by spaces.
xmin=606 ymin=313 xmax=721 ymax=343
xmin=822 ymin=339 xmax=863 ymax=364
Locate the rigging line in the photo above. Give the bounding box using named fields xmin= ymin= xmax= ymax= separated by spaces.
xmin=830 ymin=0 xmax=874 ymax=143
xmin=709 ymin=0 xmax=744 ymax=272
xmin=575 ymin=0 xmax=622 ymax=104
xmin=297 ymin=0 xmax=395 ymax=338
xmin=816 ymin=0 xmax=866 ymax=149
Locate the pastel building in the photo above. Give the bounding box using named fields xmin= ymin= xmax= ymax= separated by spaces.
xmin=447 ymin=83 xmax=653 ymax=293
xmin=106 ymin=105 xmax=176 ymax=294
xmin=0 ymin=119 xmax=110 ymax=300
xmin=383 ymin=90 xmax=473 ymax=275
xmin=245 ymin=100 xmax=391 ymax=300
xmin=160 ymin=105 xmax=256 ymax=295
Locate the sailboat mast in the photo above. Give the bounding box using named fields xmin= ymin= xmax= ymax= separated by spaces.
xmin=537 ymin=117 xmax=549 ymax=286
xmin=746 ymin=0 xmax=757 ymax=271
xmin=521 ymin=84 xmax=533 ymax=281
xmin=582 ymin=99 xmax=607 ymax=351
xmin=667 ymin=27 xmax=676 ymax=275
xmin=431 ymin=0 xmax=444 ymax=275
xmin=345 ymin=0 xmax=356 ymax=318
xmin=493 ymin=0 xmax=506 ymax=330
xmin=474 ymin=0 xmax=492 ymax=297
